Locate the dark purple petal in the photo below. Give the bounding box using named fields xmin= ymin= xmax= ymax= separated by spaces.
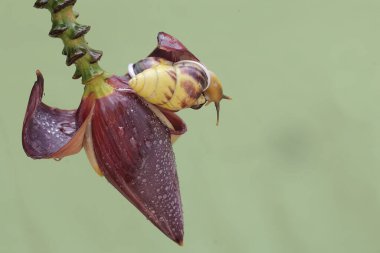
xmin=145 ymin=104 xmax=187 ymax=137
xmin=91 ymin=89 xmax=184 ymax=244
xmin=22 ymin=70 xmax=90 ymax=159
xmin=107 ymin=75 xmax=187 ymax=140
xmin=148 ymin=32 xmax=199 ymax=62
xmin=160 ymin=110 xmax=187 ymax=135
xmin=159 ymin=110 xmax=187 ymax=144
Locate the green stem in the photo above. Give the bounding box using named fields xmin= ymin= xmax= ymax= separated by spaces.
xmin=34 ymin=0 xmax=105 ymax=84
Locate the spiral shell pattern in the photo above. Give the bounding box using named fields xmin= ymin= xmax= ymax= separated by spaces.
xmin=129 ymin=60 xmax=209 ymax=111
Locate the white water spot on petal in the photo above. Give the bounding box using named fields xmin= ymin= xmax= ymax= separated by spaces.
xmin=145 ymin=140 xmax=152 ymax=149
xmin=130 ymin=137 xmax=137 ymax=147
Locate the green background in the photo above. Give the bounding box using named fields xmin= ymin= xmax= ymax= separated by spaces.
xmin=2 ymin=0 xmax=380 ymax=252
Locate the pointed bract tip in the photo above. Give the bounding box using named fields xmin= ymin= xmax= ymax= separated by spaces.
xmin=36 ymin=69 xmax=41 ymax=75
xmin=149 ymin=32 xmax=199 ymax=62
xmin=34 ymin=70 xmax=44 ymax=89
xmin=170 ymin=232 xmax=183 ymax=246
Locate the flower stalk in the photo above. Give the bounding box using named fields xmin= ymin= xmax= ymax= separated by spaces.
xmin=34 ymin=0 xmax=105 ymax=84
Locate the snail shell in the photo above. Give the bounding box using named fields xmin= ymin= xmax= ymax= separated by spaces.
xmin=128 ymin=57 xmax=172 ymax=77
xmin=128 ymin=59 xmax=210 ymax=111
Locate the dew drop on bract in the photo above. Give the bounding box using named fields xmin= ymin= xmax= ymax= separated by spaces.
xmin=58 ymin=121 xmax=76 ymax=135
xmin=130 ymin=137 xmax=137 ymax=147
xmin=145 ymin=140 xmax=152 ymax=149
xmin=118 ymin=126 xmax=125 ymax=136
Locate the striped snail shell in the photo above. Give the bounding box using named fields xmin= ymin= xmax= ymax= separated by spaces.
xmin=128 ymin=57 xmax=172 ymax=76
xmin=128 ymin=59 xmax=210 ymax=111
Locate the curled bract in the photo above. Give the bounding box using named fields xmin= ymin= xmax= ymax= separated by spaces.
xmin=22 ymin=32 xmax=199 ymax=245
xmin=22 ymin=70 xmax=93 ymax=159
xmin=22 ymin=70 xmax=186 ymax=244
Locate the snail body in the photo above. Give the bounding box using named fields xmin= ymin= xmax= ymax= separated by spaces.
xmin=128 ymin=57 xmax=231 ymax=124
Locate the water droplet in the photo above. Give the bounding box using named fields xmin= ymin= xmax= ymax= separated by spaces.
xmin=118 ymin=126 xmax=125 ymax=136
xmin=58 ymin=122 xmax=76 ymax=135
xmin=54 ymin=158 xmax=62 ymax=161
xmin=145 ymin=141 xmax=152 ymax=149
xmin=130 ymin=137 xmax=137 ymax=147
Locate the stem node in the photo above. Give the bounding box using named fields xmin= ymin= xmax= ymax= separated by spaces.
xmin=35 ymin=0 xmax=105 ymax=84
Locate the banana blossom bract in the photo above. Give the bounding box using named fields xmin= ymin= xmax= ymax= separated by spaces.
xmin=22 ymin=32 xmax=198 ymax=245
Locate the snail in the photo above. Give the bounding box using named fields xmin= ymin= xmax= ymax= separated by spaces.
xmin=128 ymin=57 xmax=231 ymax=125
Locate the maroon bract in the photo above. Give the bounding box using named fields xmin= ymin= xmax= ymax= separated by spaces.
xmin=22 ymin=31 xmax=195 ymax=244
xmin=148 ymin=32 xmax=199 ymax=62
xmin=25 ymin=0 xmax=229 ymax=245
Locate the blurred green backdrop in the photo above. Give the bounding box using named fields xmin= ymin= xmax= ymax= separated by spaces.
xmin=2 ymin=0 xmax=380 ymax=252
